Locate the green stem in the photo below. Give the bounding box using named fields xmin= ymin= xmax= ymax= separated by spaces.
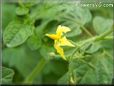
xmin=95 ymin=28 xmax=113 ymax=41
xmin=24 ymin=58 xmax=47 ymax=84
xmin=71 ymin=28 xmax=113 ymax=59
xmin=80 ymin=25 xmax=93 ymax=37
xmin=79 ymin=28 xmax=113 ymax=47
xmin=101 ymin=36 xmax=113 ymax=40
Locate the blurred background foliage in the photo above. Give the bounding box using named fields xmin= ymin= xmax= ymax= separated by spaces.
xmin=1 ymin=0 xmax=113 ymax=84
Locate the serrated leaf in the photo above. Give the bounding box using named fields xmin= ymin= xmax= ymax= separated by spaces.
xmin=1 ymin=67 xmax=15 ymax=84
xmin=3 ymin=21 xmax=33 ymax=47
xmin=16 ymin=7 xmax=29 ymax=15
xmin=93 ymin=16 xmax=113 ymax=34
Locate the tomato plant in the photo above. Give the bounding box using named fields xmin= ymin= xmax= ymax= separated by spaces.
xmin=1 ymin=0 xmax=113 ymax=85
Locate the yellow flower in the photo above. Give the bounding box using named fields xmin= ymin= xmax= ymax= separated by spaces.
xmin=46 ymin=25 xmax=75 ymax=60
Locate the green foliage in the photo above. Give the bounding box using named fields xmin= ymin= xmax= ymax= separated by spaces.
xmin=61 ymin=7 xmax=92 ymax=37
xmin=3 ymin=46 xmax=41 ymax=78
xmin=27 ymin=33 xmax=42 ymax=50
xmin=3 ymin=21 xmax=33 ymax=47
xmin=1 ymin=67 xmax=15 ymax=84
xmin=69 ymin=50 xmax=113 ymax=84
xmin=2 ymin=1 xmax=113 ymax=85
xmin=93 ymin=16 xmax=113 ymax=34
xmin=16 ymin=7 xmax=29 ymax=16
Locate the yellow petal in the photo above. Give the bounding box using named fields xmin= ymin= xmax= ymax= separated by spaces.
xmin=45 ymin=34 xmax=59 ymax=40
xmin=59 ymin=37 xmax=75 ymax=47
xmin=56 ymin=25 xmax=71 ymax=37
xmin=54 ymin=44 xmax=66 ymax=60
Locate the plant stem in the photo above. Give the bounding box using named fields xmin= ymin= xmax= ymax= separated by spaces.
xmin=24 ymin=58 xmax=47 ymax=84
xmin=81 ymin=25 xmax=93 ymax=37
xmin=79 ymin=28 xmax=113 ymax=47
xmin=71 ymin=28 xmax=113 ymax=59
xmin=95 ymin=28 xmax=113 ymax=41
xmin=101 ymin=36 xmax=113 ymax=40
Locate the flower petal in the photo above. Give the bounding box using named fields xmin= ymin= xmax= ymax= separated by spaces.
xmin=59 ymin=37 xmax=75 ymax=47
xmin=54 ymin=44 xmax=66 ymax=60
xmin=56 ymin=25 xmax=71 ymax=37
xmin=45 ymin=34 xmax=59 ymax=40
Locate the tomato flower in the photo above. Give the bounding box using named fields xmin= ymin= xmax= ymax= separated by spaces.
xmin=46 ymin=25 xmax=75 ymax=60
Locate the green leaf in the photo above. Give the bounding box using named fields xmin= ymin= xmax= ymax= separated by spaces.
xmin=43 ymin=59 xmax=68 ymax=75
xmin=67 ymin=26 xmax=82 ymax=37
xmin=3 ymin=46 xmax=41 ymax=78
xmin=69 ymin=50 xmax=113 ymax=84
xmin=69 ymin=7 xmax=92 ymax=25
xmin=86 ymin=39 xmax=113 ymax=53
xmin=3 ymin=21 xmax=33 ymax=47
xmin=40 ymin=45 xmax=54 ymax=60
xmin=61 ymin=7 xmax=92 ymax=37
xmin=79 ymin=51 xmax=113 ymax=84
xmin=1 ymin=67 xmax=15 ymax=84
xmin=16 ymin=7 xmax=29 ymax=16
xmin=93 ymin=16 xmax=113 ymax=34
xmin=30 ymin=3 xmax=62 ymax=21
xmin=27 ymin=34 xmax=42 ymax=51
xmin=82 ymin=42 xmax=101 ymax=54
xmin=42 ymin=59 xmax=68 ymax=84
xmin=31 ymin=4 xmax=92 ymax=37
xmin=86 ymin=42 xmax=101 ymax=53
